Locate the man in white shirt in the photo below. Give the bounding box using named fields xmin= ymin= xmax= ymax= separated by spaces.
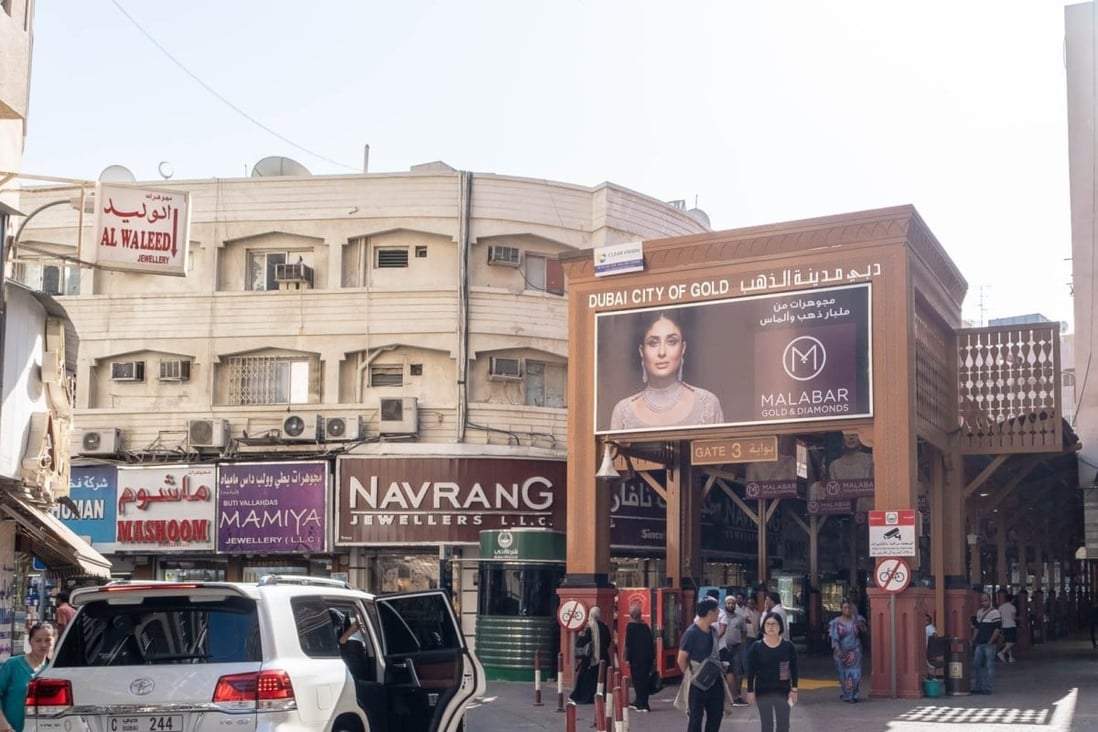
xmin=743 ymin=595 xmax=760 ymax=643
xmin=996 ymin=590 xmax=1018 ymax=663
xmin=764 ymin=591 xmax=790 ymax=642
xmin=720 ymin=595 xmax=748 ymax=705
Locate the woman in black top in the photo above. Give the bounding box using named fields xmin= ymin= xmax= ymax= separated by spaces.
xmin=623 ymin=603 xmax=656 ymax=712
xmin=744 ymin=612 xmax=799 ymax=732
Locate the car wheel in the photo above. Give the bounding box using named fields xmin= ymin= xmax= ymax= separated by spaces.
xmin=331 ymin=713 xmax=364 ymax=732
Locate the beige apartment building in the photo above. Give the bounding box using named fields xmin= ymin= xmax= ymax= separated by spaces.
xmin=14 ymin=165 xmax=709 ymax=617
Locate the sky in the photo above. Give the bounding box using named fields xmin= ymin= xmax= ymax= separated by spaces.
xmin=21 ymin=1 xmax=1077 ymax=328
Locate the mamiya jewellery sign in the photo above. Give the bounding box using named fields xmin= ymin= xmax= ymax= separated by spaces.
xmin=595 ymin=283 xmax=872 ymax=434
xmin=89 ymin=182 xmax=191 ymax=276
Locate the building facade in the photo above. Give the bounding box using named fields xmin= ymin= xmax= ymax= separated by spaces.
xmin=14 ymin=164 xmax=709 ymax=640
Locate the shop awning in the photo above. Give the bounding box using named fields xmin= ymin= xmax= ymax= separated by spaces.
xmin=0 ymin=492 xmax=111 ymax=578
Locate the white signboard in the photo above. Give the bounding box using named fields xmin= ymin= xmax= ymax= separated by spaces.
xmin=593 ymin=240 xmax=644 ymax=277
xmin=868 ymin=509 xmax=917 ymax=557
xmin=90 ymin=183 xmax=191 ymax=276
xmin=115 ymin=465 xmax=216 ymax=551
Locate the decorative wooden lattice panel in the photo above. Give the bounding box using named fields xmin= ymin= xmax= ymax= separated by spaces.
xmin=957 ymin=324 xmax=1061 ymax=454
xmin=915 ymin=311 xmax=953 ymax=435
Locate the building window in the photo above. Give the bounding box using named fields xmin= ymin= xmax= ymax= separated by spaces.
xmin=248 ymin=251 xmax=313 ymax=291
xmin=227 ymin=355 xmax=315 ymax=405
xmin=376 ymin=248 xmax=409 ymax=268
xmin=410 ymin=363 xmax=423 ymax=376
xmin=415 ymin=245 xmax=428 ymax=258
xmin=523 ymin=254 xmax=565 ymax=295
xmin=370 ymin=365 xmax=404 ymax=387
xmin=525 ymin=361 xmax=566 ymax=408
xmin=1062 ymin=372 xmax=1076 ymax=388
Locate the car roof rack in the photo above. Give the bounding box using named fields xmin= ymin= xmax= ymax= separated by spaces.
xmin=257 ymin=574 xmax=351 ymax=589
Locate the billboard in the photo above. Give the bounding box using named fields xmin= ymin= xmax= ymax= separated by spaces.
xmin=217 ymin=462 xmax=328 ymax=553
xmin=336 ymin=457 xmax=566 ymax=545
xmin=595 ymin=283 xmax=872 ymax=434
xmin=58 ymin=466 xmax=118 ymax=545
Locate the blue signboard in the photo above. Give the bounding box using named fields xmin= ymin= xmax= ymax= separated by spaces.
xmin=58 ymin=466 xmax=118 ymax=544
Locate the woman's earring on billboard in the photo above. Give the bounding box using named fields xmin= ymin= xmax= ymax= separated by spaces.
xmin=641 ymin=360 xmax=648 ymax=384
xmin=678 ymin=359 xmax=684 ymax=382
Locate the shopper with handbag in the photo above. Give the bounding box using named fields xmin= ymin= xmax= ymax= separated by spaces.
xmin=570 ymin=606 xmax=611 ymax=704
xmin=675 ymin=597 xmax=726 ymax=732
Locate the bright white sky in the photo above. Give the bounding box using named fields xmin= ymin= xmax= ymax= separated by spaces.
xmin=22 ymin=1 xmax=1076 ymax=328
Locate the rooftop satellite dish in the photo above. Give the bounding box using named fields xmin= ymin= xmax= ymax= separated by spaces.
xmin=158 ymin=161 xmax=175 ymax=180
xmin=98 ymin=164 xmax=137 ymax=183
xmin=251 ymin=155 xmax=311 ymax=177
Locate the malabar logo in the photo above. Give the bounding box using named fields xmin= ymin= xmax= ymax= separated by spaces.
xmin=783 ymin=336 xmax=827 ymax=381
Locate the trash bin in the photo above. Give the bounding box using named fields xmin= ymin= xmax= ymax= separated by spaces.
xmin=946 ymin=637 xmax=970 ymax=696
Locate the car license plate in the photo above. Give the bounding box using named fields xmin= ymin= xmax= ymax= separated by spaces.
xmin=109 ymin=716 xmax=184 ymax=732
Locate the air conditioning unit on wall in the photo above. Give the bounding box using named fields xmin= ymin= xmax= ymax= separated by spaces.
xmin=75 ymin=428 xmax=121 ymax=456
xmin=488 ymin=356 xmax=522 ymax=381
xmin=487 ymin=245 xmax=521 ymax=267
xmin=322 ymin=416 xmax=361 ymax=442
xmin=282 ymin=413 xmax=319 ymax=441
xmin=379 ymin=397 xmax=418 ymax=435
xmin=188 ymin=419 xmax=229 ymax=448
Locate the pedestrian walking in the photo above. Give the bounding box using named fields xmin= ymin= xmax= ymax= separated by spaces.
xmin=0 ymin=623 xmax=56 ymax=732
xmin=745 ymin=612 xmax=799 ymax=732
xmin=828 ymin=600 xmax=867 ymax=703
xmin=996 ymin=590 xmax=1017 ymax=664
xmin=624 ymin=603 xmax=655 ymax=713
xmin=570 ymin=606 xmax=611 ymax=704
xmin=720 ymin=594 xmax=748 ymax=705
xmin=674 ymin=597 xmax=726 ymax=732
xmin=970 ymin=592 xmax=1002 ymax=695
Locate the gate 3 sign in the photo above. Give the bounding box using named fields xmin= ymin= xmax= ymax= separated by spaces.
xmin=868 ymin=509 xmax=917 ymax=557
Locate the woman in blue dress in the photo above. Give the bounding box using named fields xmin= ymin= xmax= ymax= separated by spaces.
xmin=828 ymin=600 xmax=867 ymax=703
xmin=0 ymin=623 xmax=56 ymax=732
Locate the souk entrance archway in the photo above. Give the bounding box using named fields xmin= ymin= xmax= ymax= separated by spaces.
xmin=558 ymin=206 xmax=1072 ymax=699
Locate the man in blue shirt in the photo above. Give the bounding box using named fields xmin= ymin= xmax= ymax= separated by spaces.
xmin=677 ymin=597 xmax=725 ymax=732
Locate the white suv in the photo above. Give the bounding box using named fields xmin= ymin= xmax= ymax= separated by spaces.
xmin=26 ymin=577 xmax=485 ymax=732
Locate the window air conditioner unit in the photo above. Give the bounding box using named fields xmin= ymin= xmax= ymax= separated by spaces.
xmin=188 ymin=419 xmax=229 ymax=448
xmin=75 ymin=428 xmax=121 ymax=456
xmin=159 ymin=359 xmax=192 ymax=382
xmin=282 ymin=413 xmax=319 ymax=441
xmin=488 ymin=356 xmax=523 ymax=381
xmin=110 ymin=360 xmax=145 ymax=382
xmin=487 ymin=245 xmax=521 ymax=267
xmin=322 ymin=416 xmax=361 ymax=442
xmin=379 ymin=397 xmax=418 ymax=435
xmin=273 ymin=262 xmax=314 ymax=289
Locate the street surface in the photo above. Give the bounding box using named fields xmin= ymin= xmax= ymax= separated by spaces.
xmin=465 ymin=633 xmax=1097 ymax=730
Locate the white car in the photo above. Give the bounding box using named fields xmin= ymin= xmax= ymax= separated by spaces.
xmin=26 ymin=577 xmax=485 ymax=732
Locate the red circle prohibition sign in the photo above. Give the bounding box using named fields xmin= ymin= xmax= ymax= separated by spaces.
xmin=874 ymin=557 xmax=911 ymax=594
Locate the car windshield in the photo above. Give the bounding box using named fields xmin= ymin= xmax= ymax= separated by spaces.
xmin=52 ymin=595 xmax=261 ymax=667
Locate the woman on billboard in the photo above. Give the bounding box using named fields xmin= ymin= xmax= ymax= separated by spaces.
xmin=610 ymin=310 xmax=724 ymax=430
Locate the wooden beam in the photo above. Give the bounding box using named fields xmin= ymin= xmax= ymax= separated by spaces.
xmin=718 ymin=479 xmax=758 ymax=525
xmin=964 ymin=454 xmax=1010 ymax=498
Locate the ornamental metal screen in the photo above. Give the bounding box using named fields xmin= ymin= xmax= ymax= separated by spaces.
xmin=956 ymin=324 xmax=1061 ymax=454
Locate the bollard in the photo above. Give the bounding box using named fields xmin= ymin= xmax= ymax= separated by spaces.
xmin=605 ymin=682 xmax=614 ymax=732
xmin=613 ymin=683 xmax=625 ymax=732
xmin=622 ymin=673 xmax=631 ymax=709
xmin=596 ymin=659 xmax=607 ymax=699
xmin=533 ymin=649 xmax=543 ymax=706
xmin=557 ymin=651 xmax=565 ymax=712
xmin=566 ymin=701 xmax=577 ymax=732
xmin=594 ymin=693 xmax=606 ymax=731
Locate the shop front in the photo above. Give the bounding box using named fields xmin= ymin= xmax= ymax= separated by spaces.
xmin=335 ymin=455 xmax=567 ymax=649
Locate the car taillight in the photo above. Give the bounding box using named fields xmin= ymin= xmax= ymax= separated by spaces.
xmin=26 ymin=678 xmax=73 ymax=715
xmin=212 ymin=671 xmax=295 ymax=712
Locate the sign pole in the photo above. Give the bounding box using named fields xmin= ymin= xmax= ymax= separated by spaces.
xmin=889 ymin=593 xmax=897 ymax=699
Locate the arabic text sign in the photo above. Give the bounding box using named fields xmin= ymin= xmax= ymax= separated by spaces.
xmin=691 ymin=436 xmax=778 ymax=465
xmin=868 ymin=509 xmax=917 ymax=557
xmin=116 ymin=465 xmax=216 ymax=551
xmin=217 ymin=462 xmax=328 ymax=553
xmin=90 ymin=183 xmax=191 ymax=276
xmin=59 ymin=466 xmax=118 ymax=544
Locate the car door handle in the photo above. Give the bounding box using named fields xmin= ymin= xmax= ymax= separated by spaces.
xmin=393 ymin=658 xmax=421 ymax=687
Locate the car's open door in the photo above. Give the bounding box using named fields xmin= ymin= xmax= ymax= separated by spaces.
xmin=371 ymin=591 xmax=485 ymax=732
